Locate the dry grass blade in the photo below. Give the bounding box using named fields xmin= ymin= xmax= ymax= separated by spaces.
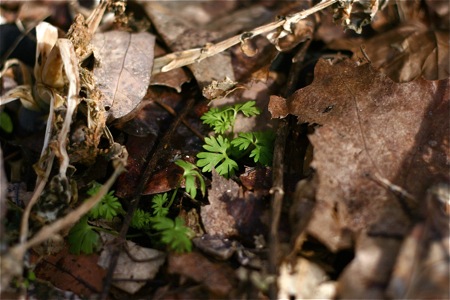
xmin=55 ymin=39 xmax=80 ymax=178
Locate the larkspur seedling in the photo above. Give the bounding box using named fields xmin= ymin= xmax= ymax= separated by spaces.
xmin=231 ymin=131 xmax=275 ymax=166
xmin=175 ymin=159 xmax=206 ymax=199
xmin=200 ymin=100 xmax=260 ymax=134
xmin=197 ymin=135 xmax=239 ymax=178
xmin=68 ymin=215 xmax=101 ymax=255
xmin=131 ymin=192 xmax=194 ymax=253
xmin=152 ymin=216 xmax=193 ymax=253
xmin=197 ymin=100 xmax=275 ymax=178
xmin=130 ymin=209 xmax=152 ymax=230
xmin=69 ymin=183 xmax=194 ymax=254
xmin=87 ymin=181 xmax=124 ymax=221
xmin=151 ymin=193 xmax=170 ymax=217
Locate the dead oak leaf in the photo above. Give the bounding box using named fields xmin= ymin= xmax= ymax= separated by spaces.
xmin=93 ymin=31 xmax=155 ymax=120
xmin=271 ymin=59 xmax=449 ymax=251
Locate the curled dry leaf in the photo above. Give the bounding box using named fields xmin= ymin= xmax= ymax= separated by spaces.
xmin=363 ymin=21 xmax=450 ymax=82
xmin=92 ymin=31 xmax=155 ymax=120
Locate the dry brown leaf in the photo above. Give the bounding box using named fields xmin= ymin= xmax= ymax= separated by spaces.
xmin=270 ymin=58 xmax=449 ymax=296
xmin=362 ymin=21 xmax=449 ymax=82
xmin=92 ymin=31 xmax=155 ymax=120
xmin=201 ymin=169 xmax=268 ymax=243
xmin=98 ymin=234 xmax=165 ymax=294
xmin=168 ymin=251 xmax=237 ymax=297
xmin=34 ymin=246 xmax=106 ymax=297
xmin=270 ymin=58 xmax=449 ymax=250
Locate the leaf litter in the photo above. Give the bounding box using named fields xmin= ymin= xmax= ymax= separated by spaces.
xmin=0 ymin=0 xmax=449 ymax=299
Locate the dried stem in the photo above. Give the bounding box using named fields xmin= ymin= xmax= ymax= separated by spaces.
xmin=152 ymin=0 xmax=338 ymax=74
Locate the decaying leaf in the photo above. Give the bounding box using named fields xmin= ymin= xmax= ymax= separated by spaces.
xmin=98 ymin=234 xmax=165 ymax=294
xmin=202 ymin=76 xmax=238 ymax=100
xmin=362 ymin=21 xmax=449 ymax=82
xmin=201 ymin=169 xmax=268 ymax=243
xmin=274 ymin=59 xmax=449 ymax=250
xmin=34 ymin=246 xmax=106 ymax=297
xmin=168 ymin=251 xmax=237 ymax=297
xmin=269 ymin=58 xmax=449 ymax=296
xmin=267 ymin=1 xmax=315 ymax=52
xmin=92 ymin=31 xmax=155 ymax=120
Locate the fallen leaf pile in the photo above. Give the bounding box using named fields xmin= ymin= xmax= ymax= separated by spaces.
xmin=0 ymin=0 xmax=448 ymax=299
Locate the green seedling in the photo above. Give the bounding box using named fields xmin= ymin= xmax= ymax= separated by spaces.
xmin=69 ymin=181 xmax=194 ymax=254
xmin=197 ymin=100 xmax=275 ymax=178
xmin=175 ymin=159 xmax=206 ymax=199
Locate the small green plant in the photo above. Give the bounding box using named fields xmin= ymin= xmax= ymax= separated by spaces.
xmin=231 ymin=131 xmax=275 ymax=166
xmin=152 ymin=216 xmax=193 ymax=253
xmin=87 ymin=182 xmax=124 ymax=221
xmin=200 ymin=101 xmax=260 ymax=134
xmin=197 ymin=101 xmax=275 ymax=178
xmin=68 ymin=215 xmax=101 ymax=254
xmin=175 ymin=159 xmax=206 ymax=199
xmin=68 ymin=179 xmax=195 ymax=254
xmin=130 ymin=208 xmax=152 ymax=230
xmin=130 ymin=192 xmax=193 ymax=253
xmin=197 ymin=135 xmax=239 ymax=177
xmin=68 ymin=182 xmax=123 ymax=254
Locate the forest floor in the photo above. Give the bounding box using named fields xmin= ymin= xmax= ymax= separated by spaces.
xmin=0 ymin=0 xmax=449 ymax=299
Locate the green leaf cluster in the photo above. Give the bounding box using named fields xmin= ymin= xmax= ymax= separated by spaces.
xmin=68 ymin=215 xmax=100 ymax=255
xmin=231 ymin=131 xmax=275 ymax=166
xmin=197 ymin=101 xmax=275 ymax=178
xmin=86 ymin=182 xmax=124 ymax=221
xmin=130 ymin=208 xmax=152 ymax=230
xmin=68 ymin=182 xmax=123 ymax=254
xmin=130 ymin=192 xmax=193 ymax=253
xmin=152 ymin=216 xmax=192 ymax=253
xmin=151 ymin=193 xmax=170 ymax=217
xmin=69 ymin=178 xmax=195 ymax=255
xmin=200 ymin=101 xmax=260 ymax=134
xmin=197 ymin=135 xmax=239 ymax=177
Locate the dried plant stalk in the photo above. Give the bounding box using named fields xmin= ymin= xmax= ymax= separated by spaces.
xmin=152 ymin=0 xmax=338 ymax=74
